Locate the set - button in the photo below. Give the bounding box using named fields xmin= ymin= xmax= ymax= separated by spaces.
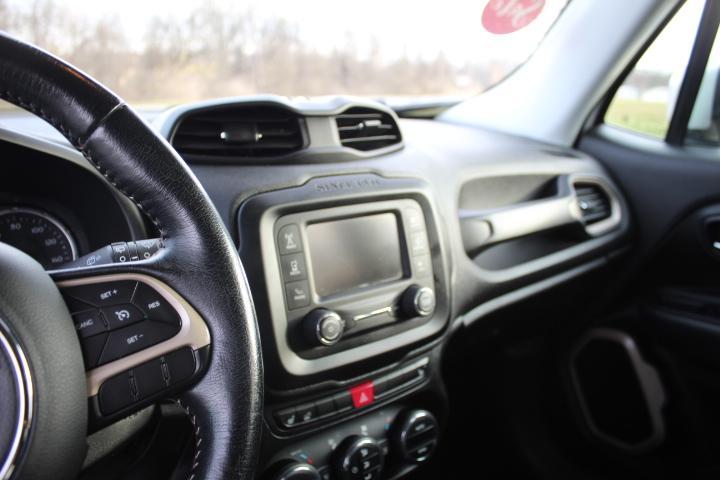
xmin=277 ymin=223 xmax=311 ymax=310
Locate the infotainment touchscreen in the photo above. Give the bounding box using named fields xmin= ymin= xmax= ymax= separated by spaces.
xmin=306 ymin=213 xmax=404 ymax=297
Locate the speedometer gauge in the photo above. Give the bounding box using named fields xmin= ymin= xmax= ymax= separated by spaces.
xmin=0 ymin=208 xmax=77 ymax=269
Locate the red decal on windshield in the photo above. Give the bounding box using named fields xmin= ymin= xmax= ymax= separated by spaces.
xmin=482 ymin=0 xmax=545 ymax=34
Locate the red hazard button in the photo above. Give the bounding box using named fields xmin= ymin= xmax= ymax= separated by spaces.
xmin=350 ymin=381 xmax=375 ymax=408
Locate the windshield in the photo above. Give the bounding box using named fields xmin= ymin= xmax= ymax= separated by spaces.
xmin=0 ymin=0 xmax=568 ymax=108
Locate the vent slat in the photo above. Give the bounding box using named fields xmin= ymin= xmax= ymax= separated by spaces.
xmin=335 ymin=107 xmax=402 ymax=152
xmin=575 ymin=183 xmax=612 ymax=225
xmin=171 ymin=106 xmax=305 ymax=162
xmin=340 ymin=135 xmax=400 ymax=144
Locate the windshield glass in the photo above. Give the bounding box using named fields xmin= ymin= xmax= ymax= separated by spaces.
xmin=0 ymin=0 xmax=569 ymax=108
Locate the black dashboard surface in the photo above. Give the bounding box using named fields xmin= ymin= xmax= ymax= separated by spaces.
xmin=0 ymin=99 xmax=631 ymax=378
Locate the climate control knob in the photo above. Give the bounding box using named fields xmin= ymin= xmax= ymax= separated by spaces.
xmin=400 ymin=285 xmax=436 ymax=318
xmin=332 ymin=436 xmax=383 ymax=480
xmin=303 ymin=309 xmax=345 ymax=346
xmin=268 ymin=460 xmax=321 ymax=480
xmin=392 ymin=409 xmax=439 ymax=464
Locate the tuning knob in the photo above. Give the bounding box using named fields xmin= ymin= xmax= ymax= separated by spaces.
xmin=400 ymin=285 xmax=436 ymax=318
xmin=333 ymin=436 xmax=383 ymax=480
xmin=268 ymin=460 xmax=321 ymax=480
xmin=303 ymin=309 xmax=345 ymax=346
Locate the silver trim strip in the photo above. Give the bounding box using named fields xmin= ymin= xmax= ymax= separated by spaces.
xmin=0 ymin=321 xmax=34 ymax=480
xmin=352 ymin=306 xmax=394 ymax=323
xmin=570 ymin=328 xmax=666 ymax=453
xmin=57 ymin=273 xmax=211 ymax=397
xmin=0 ymin=207 xmax=78 ymax=263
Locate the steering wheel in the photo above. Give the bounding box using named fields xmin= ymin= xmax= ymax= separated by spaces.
xmin=0 ymin=33 xmax=263 ymax=479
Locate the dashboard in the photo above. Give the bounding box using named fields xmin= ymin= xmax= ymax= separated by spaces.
xmin=0 ymin=95 xmax=630 ymax=480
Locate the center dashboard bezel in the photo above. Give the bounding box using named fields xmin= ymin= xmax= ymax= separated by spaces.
xmin=237 ymin=174 xmax=450 ymax=380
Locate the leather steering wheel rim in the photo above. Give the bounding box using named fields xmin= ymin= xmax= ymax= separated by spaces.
xmin=0 ymin=33 xmax=264 ymax=479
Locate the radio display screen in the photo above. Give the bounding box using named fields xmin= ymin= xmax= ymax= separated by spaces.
xmin=307 ymin=213 xmax=404 ymax=297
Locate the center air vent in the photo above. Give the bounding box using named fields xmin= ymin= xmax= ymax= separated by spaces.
xmin=575 ymin=183 xmax=612 ymax=225
xmin=335 ymin=107 xmax=402 ymax=152
xmin=171 ymin=105 xmax=305 ymax=162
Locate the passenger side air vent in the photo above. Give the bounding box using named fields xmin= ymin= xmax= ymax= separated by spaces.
xmin=335 ymin=107 xmax=402 ymax=152
xmin=575 ymin=183 xmax=612 ymax=225
xmin=171 ymin=105 xmax=306 ymax=162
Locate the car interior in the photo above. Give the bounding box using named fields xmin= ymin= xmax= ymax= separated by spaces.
xmin=1 ymin=0 xmax=720 ymax=478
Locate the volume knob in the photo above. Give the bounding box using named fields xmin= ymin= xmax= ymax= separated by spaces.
xmin=303 ymin=309 xmax=345 ymax=346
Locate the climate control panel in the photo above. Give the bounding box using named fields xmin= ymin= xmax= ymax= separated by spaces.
xmin=265 ymin=406 xmax=439 ymax=480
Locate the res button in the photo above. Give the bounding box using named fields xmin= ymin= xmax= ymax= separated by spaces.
xmin=131 ymin=282 xmax=180 ymax=326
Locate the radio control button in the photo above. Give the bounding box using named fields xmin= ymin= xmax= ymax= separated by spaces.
xmin=280 ymin=253 xmax=307 ymax=282
xmin=278 ymin=224 xmax=302 ymax=254
xmin=411 ymin=254 xmax=432 ymax=277
xmin=409 ymin=232 xmax=428 ymax=255
xmin=404 ymin=208 xmax=425 ymax=232
xmin=285 ymin=281 xmax=311 ymax=310
xmin=303 ymin=309 xmax=344 ymax=345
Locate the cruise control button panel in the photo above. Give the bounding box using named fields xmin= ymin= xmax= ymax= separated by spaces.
xmin=61 ymin=279 xmax=182 ymax=370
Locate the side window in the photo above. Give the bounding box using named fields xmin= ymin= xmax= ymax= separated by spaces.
xmin=605 ymin=0 xmax=708 ymax=140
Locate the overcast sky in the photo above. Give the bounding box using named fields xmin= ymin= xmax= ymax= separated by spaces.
xmin=10 ymin=0 xmax=571 ymax=65
xmin=4 ymin=0 xmax=710 ymax=75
